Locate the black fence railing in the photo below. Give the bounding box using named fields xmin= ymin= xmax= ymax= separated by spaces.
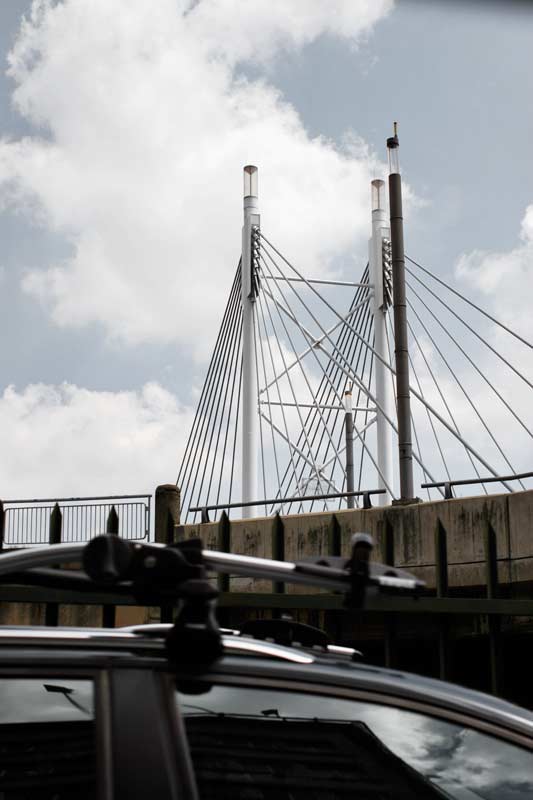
xmin=189 ymin=489 xmax=386 ymax=522
xmin=421 ymin=471 xmax=533 ymax=499
xmin=1 ymin=494 xmax=151 ymax=548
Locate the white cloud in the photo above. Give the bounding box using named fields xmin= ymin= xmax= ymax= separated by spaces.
xmin=0 ymin=0 xmax=393 ymax=357
xmin=0 ymin=382 xmax=192 ymax=498
xmin=186 ymin=0 xmax=392 ymax=65
xmin=455 ymin=204 xmax=533 ymax=341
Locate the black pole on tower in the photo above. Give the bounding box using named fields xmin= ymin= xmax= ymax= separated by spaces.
xmin=388 ymin=124 xmax=415 ymax=502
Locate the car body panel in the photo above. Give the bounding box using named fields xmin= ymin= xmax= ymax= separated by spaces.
xmin=0 ymin=626 xmax=531 ymax=740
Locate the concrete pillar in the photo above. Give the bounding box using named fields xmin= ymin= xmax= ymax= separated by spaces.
xmin=155 ymin=484 xmax=180 ymax=544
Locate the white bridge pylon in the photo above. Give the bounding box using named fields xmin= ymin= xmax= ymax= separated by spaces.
xmin=241 ymin=167 xmax=396 ymax=517
xmin=241 ymin=166 xmax=260 ymax=517
xmin=177 ymin=164 xmax=533 ymax=523
xmin=369 ymin=179 xmax=394 ymax=507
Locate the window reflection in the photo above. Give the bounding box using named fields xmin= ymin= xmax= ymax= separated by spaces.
xmin=178 ymin=685 xmax=533 ymax=800
xmin=0 ymin=678 xmax=94 ymax=723
xmin=0 ymin=678 xmax=96 ymax=799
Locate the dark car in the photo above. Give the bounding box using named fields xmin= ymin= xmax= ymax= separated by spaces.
xmin=0 ymin=624 xmax=533 ymax=800
xmin=0 ymin=534 xmax=532 ymax=799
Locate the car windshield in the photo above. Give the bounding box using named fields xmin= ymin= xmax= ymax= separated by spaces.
xmin=177 ymin=684 xmax=533 ymax=800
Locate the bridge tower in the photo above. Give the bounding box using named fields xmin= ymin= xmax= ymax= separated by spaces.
xmin=369 ymin=179 xmax=394 ymax=505
xmin=241 ymin=166 xmax=260 ymax=517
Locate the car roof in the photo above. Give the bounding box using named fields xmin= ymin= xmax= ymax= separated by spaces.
xmin=1 ymin=624 xmax=532 ymax=741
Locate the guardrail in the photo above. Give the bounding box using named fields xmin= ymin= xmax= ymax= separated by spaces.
xmin=421 ymin=471 xmax=533 ymax=499
xmin=189 ymin=488 xmax=386 ymax=522
xmin=0 ymin=494 xmax=151 ymax=548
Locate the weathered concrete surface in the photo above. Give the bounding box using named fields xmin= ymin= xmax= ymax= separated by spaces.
xmin=283 ymin=512 xmax=331 ymax=595
xmin=183 ymin=489 xmax=533 ymax=594
xmin=0 ymin=601 xmax=106 ymax=627
xmin=0 ymin=602 xmax=46 ymax=626
xmin=154 ymin=484 xmax=180 ymax=544
xmin=508 ymin=490 xmax=533 ymax=586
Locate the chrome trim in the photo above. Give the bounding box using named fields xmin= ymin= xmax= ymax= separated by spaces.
xmin=104 ymin=625 xmax=354 ymax=662
xmin=376 ymin=575 xmax=419 ymax=590
xmin=0 ymin=627 xmax=141 ymax=640
xmin=0 ymin=543 xmax=87 ymax=574
xmin=204 ymin=550 xmax=346 ymax=591
xmin=0 ymin=627 xmax=314 ymax=664
xmin=0 ymin=542 xmax=421 ymax=594
xmin=120 ymin=624 xmax=240 ymax=637
xmin=119 ymin=624 xmax=172 ymax=636
xmin=223 ymin=638 xmax=314 ymax=664
xmin=327 ymin=644 xmax=362 ymax=657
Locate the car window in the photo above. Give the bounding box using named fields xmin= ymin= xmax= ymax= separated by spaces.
xmin=0 ymin=677 xmax=96 ymax=799
xmin=177 ymin=683 xmax=533 ymax=800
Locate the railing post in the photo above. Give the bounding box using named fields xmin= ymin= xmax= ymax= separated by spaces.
xmin=344 ymin=391 xmax=355 ymax=509
xmin=0 ymin=500 xmax=4 ymax=551
xmin=45 ymin=504 xmax=62 ymax=626
xmin=384 ymin=517 xmax=395 ymax=566
xmin=435 ymin=518 xmax=450 ymax=680
xmin=155 ymin=484 xmax=180 ymax=544
xmin=49 ymin=503 xmax=62 ymax=545
xmin=329 ymin=514 xmax=341 ymax=558
xmin=272 ymin=513 xmax=285 ymax=595
xmin=485 ymin=519 xmax=502 ymax=694
xmin=217 ymin=512 xmax=231 ymax=593
xmin=484 ymin=520 xmax=499 ymax=600
xmin=102 ymin=506 xmax=119 ymax=628
xmin=383 ymin=517 xmax=396 ymax=668
xmin=106 ymin=505 xmax=119 ymax=534
xmin=156 ymin=486 xmax=180 ymax=623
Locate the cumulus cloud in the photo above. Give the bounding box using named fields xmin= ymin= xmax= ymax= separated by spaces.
xmin=186 ymin=0 xmax=391 ymax=64
xmin=0 ymin=382 xmax=192 ymax=498
xmin=0 ymin=0 xmax=393 ymax=358
xmin=455 ymin=204 xmax=533 ymax=340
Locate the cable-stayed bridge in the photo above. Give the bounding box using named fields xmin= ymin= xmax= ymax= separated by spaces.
xmin=177 ymin=144 xmax=533 ymax=524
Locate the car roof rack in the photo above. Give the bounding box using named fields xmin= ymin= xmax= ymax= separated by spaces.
xmin=0 ymin=533 xmax=424 ymax=675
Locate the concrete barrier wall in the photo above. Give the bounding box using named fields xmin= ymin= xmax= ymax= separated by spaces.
xmin=180 ymin=490 xmax=533 ymax=594
xmin=1 ymin=489 xmax=531 ymax=627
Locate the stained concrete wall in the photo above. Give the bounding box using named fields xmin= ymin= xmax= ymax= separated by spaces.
xmin=180 ymin=490 xmax=533 ymax=595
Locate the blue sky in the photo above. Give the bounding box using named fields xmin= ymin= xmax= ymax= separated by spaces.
xmin=0 ymin=0 xmax=531 ymax=500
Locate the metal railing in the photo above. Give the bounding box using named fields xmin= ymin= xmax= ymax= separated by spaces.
xmin=190 ymin=489 xmax=386 ymax=522
xmin=1 ymin=494 xmax=151 ymax=548
xmin=421 ymin=471 xmax=533 ymax=499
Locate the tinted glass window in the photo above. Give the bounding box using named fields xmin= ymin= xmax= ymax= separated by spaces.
xmin=0 ymin=678 xmax=96 ymax=799
xmin=178 ymin=684 xmax=533 ymax=800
